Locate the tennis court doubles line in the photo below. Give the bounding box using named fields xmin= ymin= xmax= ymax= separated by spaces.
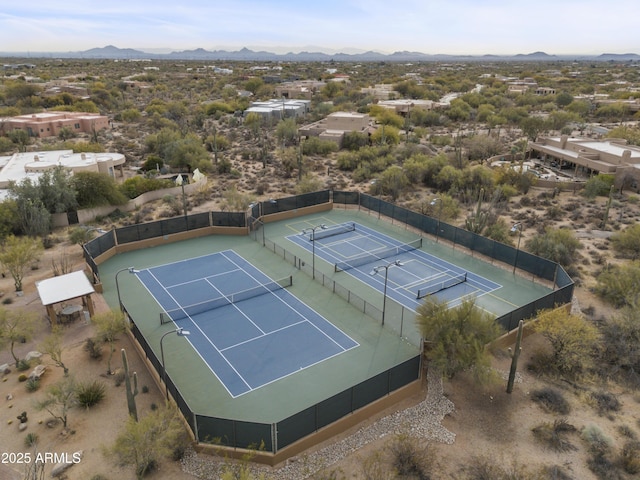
xmin=287 ymin=221 xmax=502 ymax=312
xmin=136 ymin=250 xmax=358 ymax=397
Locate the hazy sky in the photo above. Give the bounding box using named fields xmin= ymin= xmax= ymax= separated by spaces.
xmin=2 ymin=0 xmax=639 ymax=55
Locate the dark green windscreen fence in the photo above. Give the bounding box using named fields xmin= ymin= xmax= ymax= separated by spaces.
xmin=86 ymin=189 xmax=573 ymax=453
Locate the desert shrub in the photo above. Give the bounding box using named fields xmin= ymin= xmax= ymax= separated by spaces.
xmin=360 ymin=451 xmax=394 ymax=480
xmin=18 ymin=374 xmax=27 ymax=382
xmin=141 ymin=385 xmax=149 ymax=394
xmin=113 ymin=370 xmax=125 ymax=387
xmin=587 ymin=454 xmax=621 ymax=480
xmin=619 ymin=441 xmax=640 ymax=474
xmin=25 ymin=377 xmax=40 ymax=392
xmin=76 ymin=380 xmax=106 ymax=408
xmin=24 ymin=432 xmax=38 ymax=447
xmin=532 ymin=419 xmax=577 ymax=452
xmin=617 ymin=424 xmax=636 ymax=439
xmin=531 ymin=387 xmax=571 ymax=414
xmin=89 ymin=475 xmax=108 ymax=480
xmin=217 ymin=158 xmax=232 ymax=174
xmin=388 ymin=434 xmax=434 ymax=479
xmin=311 ymin=469 xmax=346 ymax=480
xmin=302 ymin=137 xmax=338 ymax=156
xmin=119 ymin=176 xmax=173 ymax=199
xmin=543 ymin=465 xmax=573 ymax=480
xmin=582 ymin=424 xmax=613 ymax=457
xmin=2 ymin=297 xmax=12 ymax=305
xmin=590 ymin=391 xmax=621 ymax=416
xmin=17 ymin=360 xmax=30 ymax=371
xmin=460 ymin=455 xmax=538 ymax=480
xmin=84 ymin=337 xmax=103 ymax=359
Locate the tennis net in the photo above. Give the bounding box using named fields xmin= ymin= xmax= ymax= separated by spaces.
xmin=303 ymin=222 xmax=356 ymax=241
xmin=160 ymin=276 xmax=293 ymax=323
xmin=416 ymin=272 xmax=467 ymax=299
xmin=334 ymin=238 xmax=423 ymax=272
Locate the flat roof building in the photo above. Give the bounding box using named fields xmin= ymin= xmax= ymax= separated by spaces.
xmin=0 ymin=150 xmax=126 ymax=198
xmin=530 ymin=135 xmax=640 ymax=191
xmin=0 ymin=112 xmax=109 ymax=138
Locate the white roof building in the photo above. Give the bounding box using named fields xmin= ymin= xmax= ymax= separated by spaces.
xmin=0 ymin=149 xmax=126 ymax=198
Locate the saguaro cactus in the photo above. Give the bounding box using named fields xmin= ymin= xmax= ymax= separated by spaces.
xmin=121 ymin=348 xmax=138 ymax=421
xmin=507 ymin=320 xmax=524 ymax=394
xmin=465 ymin=188 xmax=489 ymax=234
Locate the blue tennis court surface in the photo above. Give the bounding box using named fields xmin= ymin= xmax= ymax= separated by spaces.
xmin=135 ymin=250 xmax=358 ymax=397
xmin=287 ymin=222 xmax=501 ymax=312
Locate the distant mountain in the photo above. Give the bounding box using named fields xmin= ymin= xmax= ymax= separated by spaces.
xmin=1 ymin=45 xmax=639 ymax=62
xmin=514 ymin=51 xmax=556 ymax=59
xmin=597 ymin=53 xmax=640 ymax=61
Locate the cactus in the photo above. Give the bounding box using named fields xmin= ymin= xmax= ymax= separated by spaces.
xmin=506 ymin=320 xmax=524 ymax=394
xmin=121 ymin=348 xmax=138 ymax=421
xmin=465 ymin=188 xmax=489 ymax=234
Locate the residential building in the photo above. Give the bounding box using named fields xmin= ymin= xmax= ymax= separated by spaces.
xmin=275 ymin=80 xmax=326 ymax=100
xmin=530 ymin=135 xmax=640 ymax=191
xmin=0 ymin=112 xmax=109 ymax=138
xmin=243 ymin=99 xmax=311 ymax=121
xmin=377 ymin=99 xmax=439 ymax=115
xmin=0 ymin=149 xmax=126 ymax=193
xmin=298 ymin=112 xmax=371 ymax=147
xmin=360 ymin=84 xmax=398 ymax=100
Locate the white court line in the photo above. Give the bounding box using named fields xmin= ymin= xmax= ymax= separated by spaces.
xmin=220 ymin=251 xmax=358 ymax=353
xmin=144 ymin=268 xmax=252 ymax=395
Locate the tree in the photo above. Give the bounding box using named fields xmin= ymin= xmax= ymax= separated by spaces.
xmin=58 ymin=126 xmax=76 ymax=140
xmin=525 ymin=228 xmax=582 ymax=269
xmin=416 ymin=297 xmax=502 ymax=381
xmin=35 ymin=376 xmax=77 ymax=429
xmin=275 ymin=118 xmax=298 ymax=147
xmin=40 ymin=327 xmax=69 ymax=376
xmin=0 ymin=199 xmax=20 ymax=239
xmin=610 ymin=224 xmax=640 ymax=260
xmin=108 ymin=406 xmax=188 ymax=479
xmin=371 ymin=125 xmax=400 ymax=146
xmin=520 ymin=117 xmax=547 ymax=141
xmin=243 ymin=112 xmax=263 ymax=139
xmin=7 ymin=129 xmax=30 ymax=152
xmin=37 ymin=166 xmax=78 ymax=214
xmin=71 ymin=171 xmax=128 ymax=208
xmin=377 ymin=166 xmax=409 ymax=201
xmin=0 ymin=235 xmax=43 ymax=292
xmin=598 ymin=306 xmax=640 ymax=386
xmin=555 ymin=92 xmax=574 ymax=108
xmin=0 ymin=308 xmax=38 ymax=367
xmin=295 ymin=174 xmax=324 ymax=194
xmin=595 ymin=261 xmax=640 ymax=308
xmin=93 ymin=310 xmax=128 ymax=375
xmin=534 ymin=308 xmax=600 ymax=377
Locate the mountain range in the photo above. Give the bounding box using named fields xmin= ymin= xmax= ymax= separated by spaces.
xmin=2 ymin=45 xmax=640 ymax=62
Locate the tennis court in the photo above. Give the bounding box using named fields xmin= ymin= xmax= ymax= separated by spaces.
xmin=287 ymin=222 xmax=501 ymax=312
xmin=135 ymin=250 xmax=359 ymax=397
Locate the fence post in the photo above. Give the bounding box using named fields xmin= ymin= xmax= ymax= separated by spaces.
xmin=272 ymin=423 xmax=278 ymax=453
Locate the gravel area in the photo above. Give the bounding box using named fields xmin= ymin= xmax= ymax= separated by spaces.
xmin=181 ymin=368 xmax=455 ymax=479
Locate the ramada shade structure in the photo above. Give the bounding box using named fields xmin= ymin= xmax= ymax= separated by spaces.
xmin=36 ymin=270 xmax=96 ymax=325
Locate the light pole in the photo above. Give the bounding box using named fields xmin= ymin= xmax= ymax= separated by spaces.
xmin=115 ymin=267 xmax=139 ymax=312
xmin=370 ymin=260 xmax=403 ymax=326
xmin=301 ymin=224 xmax=327 ymax=279
xmin=511 ymin=223 xmax=523 ymax=274
xmin=430 ymin=197 xmax=443 ymax=243
xmin=160 ymin=327 xmax=191 ymax=399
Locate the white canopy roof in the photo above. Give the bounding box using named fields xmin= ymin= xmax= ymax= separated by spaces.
xmin=36 ymin=270 xmax=95 ymax=306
